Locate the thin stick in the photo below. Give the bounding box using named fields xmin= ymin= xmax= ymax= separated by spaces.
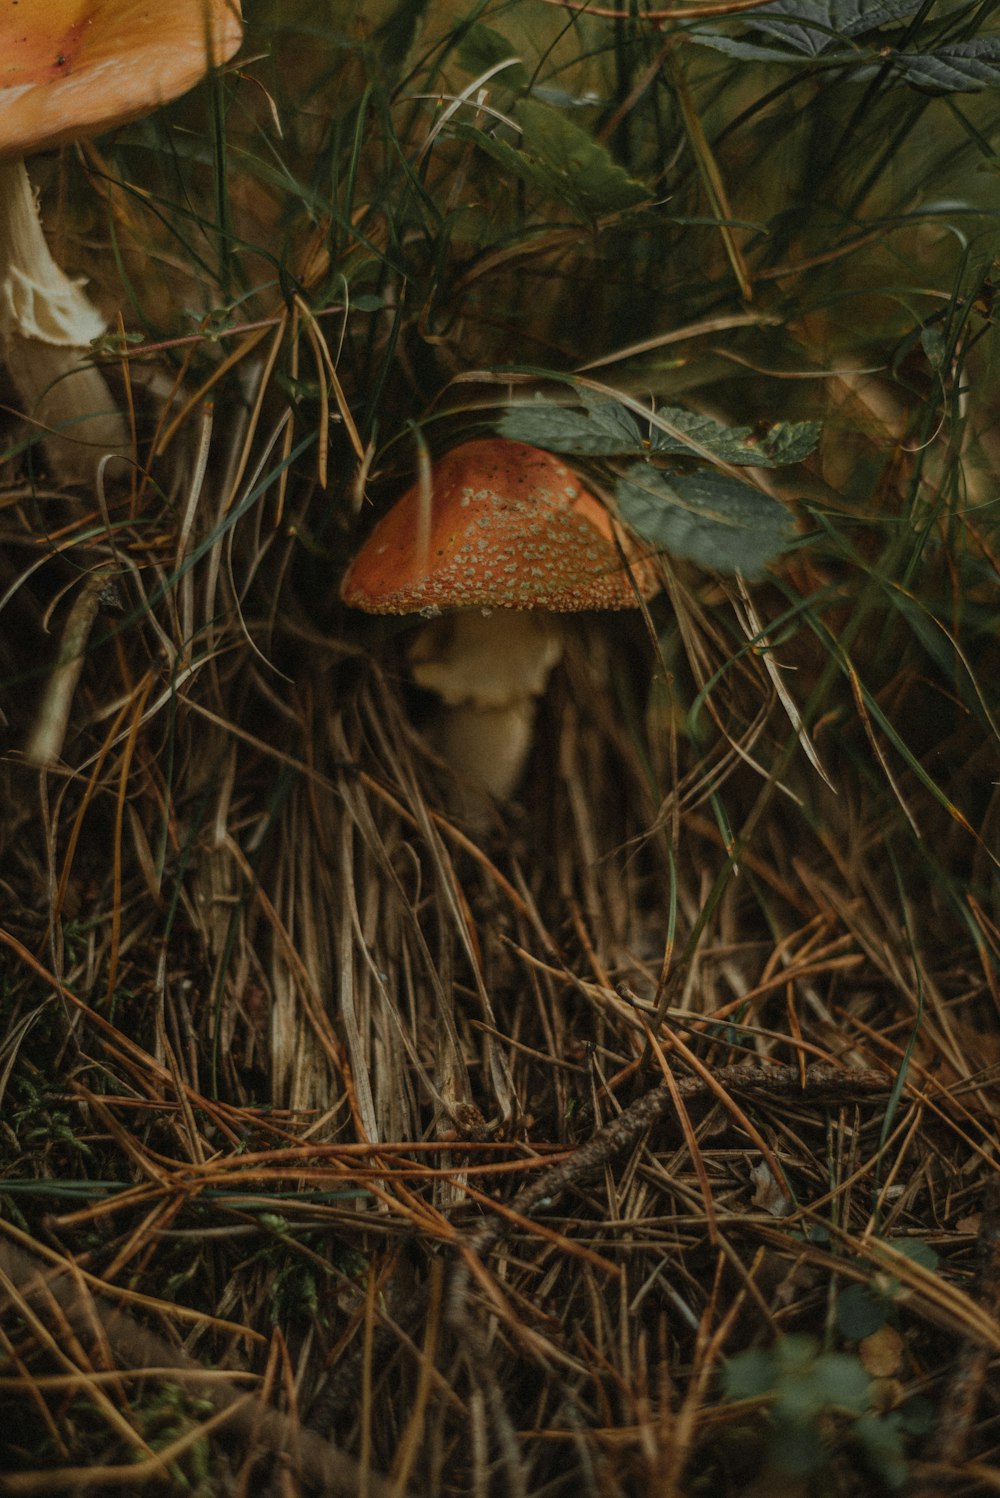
xmin=23 ymin=562 xmax=116 ymax=767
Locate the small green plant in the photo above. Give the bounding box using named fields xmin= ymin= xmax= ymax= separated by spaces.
xmin=1 ymin=1074 xmax=94 ymax=1174
xmin=721 ymin=1333 xmax=922 ymax=1488
xmin=131 ymin=1384 xmax=215 ymax=1496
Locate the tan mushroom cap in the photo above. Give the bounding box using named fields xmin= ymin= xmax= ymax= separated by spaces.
xmin=341 ymin=438 xmax=659 ymax=614
xmin=0 ymin=0 xmax=244 ymax=160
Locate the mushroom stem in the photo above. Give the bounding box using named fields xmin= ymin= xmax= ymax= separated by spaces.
xmin=409 ymin=611 xmax=564 ymax=824
xmin=0 ymin=157 xmax=128 ymax=482
xmin=435 ymin=697 xmax=540 ymax=815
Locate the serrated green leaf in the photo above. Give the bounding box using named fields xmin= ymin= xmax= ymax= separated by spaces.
xmin=689 ymin=31 xmax=825 ymax=63
xmin=753 ymin=420 xmax=823 ymax=464
xmin=456 ymin=24 xmax=529 ymax=90
xmin=453 ymin=101 xmax=650 ymax=221
xmin=616 ymin=464 xmax=795 ymax=577
xmin=451 ymin=121 xmax=554 ymax=199
xmin=649 ymin=406 xmax=761 ymax=461
xmin=499 ymin=397 xmax=644 ymax=454
xmin=753 ymin=0 xmax=921 ymax=51
xmin=650 ymin=407 xmax=820 ymax=466
xmin=692 ymin=0 xmax=919 ymax=64
xmin=891 ymin=39 xmax=1000 ymax=92
xmin=500 ymin=398 xmax=821 ymax=466
xmin=518 ymin=101 xmax=651 ymax=216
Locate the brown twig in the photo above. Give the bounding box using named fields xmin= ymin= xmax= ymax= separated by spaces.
xmin=461 ymin=1061 xmax=892 ymax=1263
xmin=309 ymin=1061 xmax=893 ymax=1434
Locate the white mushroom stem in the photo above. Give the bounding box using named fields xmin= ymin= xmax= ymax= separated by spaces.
xmin=409 ymin=611 xmax=564 ymax=824
xmin=0 ymin=157 xmax=128 ymax=483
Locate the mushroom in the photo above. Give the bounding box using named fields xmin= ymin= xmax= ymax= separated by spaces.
xmin=0 ymin=0 xmax=244 ymax=483
xmin=341 ymin=438 xmax=659 ymax=824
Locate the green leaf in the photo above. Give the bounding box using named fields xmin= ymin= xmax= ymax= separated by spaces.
xmin=689 ymin=32 xmax=829 ymax=63
xmin=451 ymin=121 xmax=553 ymax=200
xmin=691 ymin=0 xmax=921 ymax=69
xmin=853 ymin=1413 xmax=909 ymax=1489
xmin=769 ymin=1416 xmax=828 ymax=1476
xmin=500 ymin=398 xmax=821 ymax=466
xmin=836 ymin=1283 xmax=889 ymax=1341
xmin=721 ymin=1348 xmax=777 ymax=1400
xmin=616 ymin=464 xmax=796 ymax=577
xmin=456 ymin=24 xmax=529 ymax=91
xmin=749 ymin=420 xmax=822 ymax=465
xmin=891 ymin=39 xmax=1000 ymax=92
xmin=897 ymin=1396 xmax=937 ymax=1437
xmin=453 ymin=100 xmax=650 ymax=220
xmin=518 ymin=101 xmax=651 ymax=216
xmin=804 ymin=1352 xmax=872 ymax=1413
xmin=499 ymin=396 xmax=644 ymax=454
xmin=650 ymin=407 xmax=821 ymax=466
xmin=886 ymin=1238 xmax=939 ymax=1271
xmin=753 ymin=0 xmax=921 ymax=53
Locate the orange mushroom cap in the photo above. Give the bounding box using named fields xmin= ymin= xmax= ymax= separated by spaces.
xmin=0 ymin=0 xmax=244 ymax=160
xmin=341 ymin=438 xmax=659 ymax=614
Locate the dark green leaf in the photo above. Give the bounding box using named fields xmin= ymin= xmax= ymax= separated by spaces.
xmin=887 ymin=1239 xmax=939 ymax=1271
xmin=753 ymin=0 xmax=921 ymax=52
xmin=692 ymin=0 xmax=919 ymax=64
xmin=897 ymin=1396 xmax=937 ymax=1437
xmin=691 ymin=31 xmax=826 ymax=61
xmin=721 ymin=1348 xmax=777 ymax=1400
xmin=836 ymin=1283 xmax=889 ymax=1341
xmin=499 ymin=396 xmax=644 ymax=454
xmin=689 ymin=32 xmax=828 ymax=62
xmin=650 ymin=407 xmax=820 ymax=466
xmin=519 ymin=100 xmax=651 ymax=216
xmin=616 ymin=465 xmax=795 ymax=577
xmin=755 ymin=420 xmax=823 ymax=464
xmin=806 ymin=1353 xmax=872 ymax=1412
xmin=853 ymin=1413 xmax=909 ymax=1489
xmin=456 ymin=24 xmax=529 ymax=90
xmin=891 ymin=39 xmax=1000 ymax=92
xmin=453 ymin=101 xmax=650 ymax=220
xmin=769 ymin=1416 xmax=828 ymax=1475
xmin=501 ymin=399 xmax=820 ymax=466
xmin=451 ymin=121 xmax=554 ymax=200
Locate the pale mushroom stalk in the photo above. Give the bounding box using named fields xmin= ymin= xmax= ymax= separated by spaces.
xmin=0 ymin=0 xmax=244 ymax=486
xmin=0 ymin=157 xmax=127 ymax=482
xmin=410 ymin=611 xmax=564 ymax=821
